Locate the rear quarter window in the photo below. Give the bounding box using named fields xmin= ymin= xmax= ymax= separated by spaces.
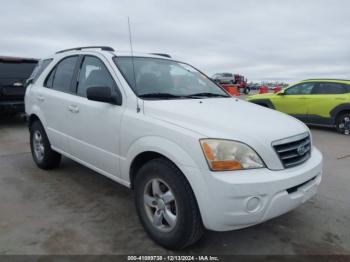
xmin=30 ymin=59 xmax=53 ymax=83
xmin=47 ymin=56 xmax=78 ymax=93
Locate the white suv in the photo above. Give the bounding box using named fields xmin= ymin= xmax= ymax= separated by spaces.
xmin=25 ymin=46 xmax=323 ymax=249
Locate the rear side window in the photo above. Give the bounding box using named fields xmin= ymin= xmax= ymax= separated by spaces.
xmin=30 ymin=59 xmax=52 ymax=83
xmin=77 ymin=56 xmax=115 ymax=97
xmin=46 ymin=56 xmax=78 ymax=93
xmin=312 ymin=83 xmax=348 ymax=94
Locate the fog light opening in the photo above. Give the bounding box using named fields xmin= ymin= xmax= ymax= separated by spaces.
xmin=246 ymin=197 xmax=262 ymax=213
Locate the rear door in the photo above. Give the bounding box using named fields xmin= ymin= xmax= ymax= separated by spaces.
xmin=35 ymin=56 xmax=80 ymax=153
xmin=307 ymin=82 xmax=349 ymax=124
xmin=272 ymin=82 xmax=315 ymax=122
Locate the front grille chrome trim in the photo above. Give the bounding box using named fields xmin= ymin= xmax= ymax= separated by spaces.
xmin=272 ymin=132 xmax=312 ymax=169
xmin=272 ymin=132 xmax=310 ymax=147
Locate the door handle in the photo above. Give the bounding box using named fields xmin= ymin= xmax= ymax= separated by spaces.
xmin=36 ymin=95 xmax=45 ymax=102
xmin=68 ymin=105 xmax=79 ymax=113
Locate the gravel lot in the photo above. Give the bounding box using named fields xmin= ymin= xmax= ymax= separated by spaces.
xmin=0 ymin=114 xmax=349 ymax=255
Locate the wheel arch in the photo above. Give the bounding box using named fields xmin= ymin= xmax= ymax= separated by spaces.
xmin=27 ymin=104 xmax=48 ymax=129
xmin=124 ymin=136 xmax=200 ymax=189
xmin=330 ymin=103 xmax=350 ymax=124
xmin=28 ymin=114 xmax=41 ymax=128
xmin=129 ymin=151 xmax=169 ymax=189
xmin=27 ymin=112 xmax=52 ymax=144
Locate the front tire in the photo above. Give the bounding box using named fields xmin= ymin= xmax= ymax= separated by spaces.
xmin=134 ymin=158 xmax=204 ymax=249
xmin=30 ymin=121 xmax=61 ymax=169
xmin=336 ymin=112 xmax=350 ymax=135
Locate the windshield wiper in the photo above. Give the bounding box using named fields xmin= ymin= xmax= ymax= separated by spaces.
xmin=139 ymin=92 xmax=229 ymax=99
xmin=139 ymin=93 xmax=185 ymax=99
xmin=186 ymin=92 xmax=229 ymax=98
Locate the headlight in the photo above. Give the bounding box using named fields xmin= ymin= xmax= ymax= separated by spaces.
xmin=200 ymin=139 xmax=265 ymax=171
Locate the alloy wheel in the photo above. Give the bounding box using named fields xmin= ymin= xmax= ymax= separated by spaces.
xmin=33 ymin=130 xmax=45 ymax=161
xmin=143 ymin=178 xmax=178 ymax=232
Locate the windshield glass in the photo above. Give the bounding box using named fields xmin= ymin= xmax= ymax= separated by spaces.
xmin=113 ymin=57 xmax=229 ymax=99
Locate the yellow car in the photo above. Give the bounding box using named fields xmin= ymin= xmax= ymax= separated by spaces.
xmin=247 ymin=79 xmax=350 ymax=134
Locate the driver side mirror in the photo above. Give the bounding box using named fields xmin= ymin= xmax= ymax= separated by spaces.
xmin=277 ymin=90 xmax=285 ymax=96
xmin=86 ymin=86 xmax=122 ymax=105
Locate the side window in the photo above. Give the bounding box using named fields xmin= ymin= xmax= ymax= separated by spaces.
xmin=30 ymin=59 xmax=53 ymax=83
xmin=45 ymin=68 xmax=56 ymax=88
xmin=312 ymin=83 xmax=347 ymax=95
xmin=77 ymin=56 xmax=115 ymax=97
xmin=285 ymin=83 xmax=314 ymax=95
xmin=46 ymin=56 xmax=78 ymax=93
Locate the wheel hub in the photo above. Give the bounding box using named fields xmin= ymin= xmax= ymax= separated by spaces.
xmin=339 ymin=116 xmax=350 ymax=135
xmin=143 ymin=178 xmax=177 ymax=232
xmin=156 ymin=198 xmax=166 ymax=210
xmin=33 ymin=130 xmax=45 ymax=161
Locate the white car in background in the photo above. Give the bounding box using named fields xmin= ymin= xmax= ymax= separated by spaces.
xmin=25 ymin=46 xmax=323 ymax=249
xmin=211 ymin=72 xmax=235 ymax=84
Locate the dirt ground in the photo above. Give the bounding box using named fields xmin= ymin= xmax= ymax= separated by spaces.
xmin=0 ymin=115 xmax=349 ymax=255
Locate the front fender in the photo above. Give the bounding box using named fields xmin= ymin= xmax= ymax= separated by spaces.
xmin=120 ymin=136 xmax=211 ymax=226
xmin=121 ymin=136 xmax=199 ymax=183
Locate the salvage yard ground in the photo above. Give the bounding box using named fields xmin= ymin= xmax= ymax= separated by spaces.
xmin=0 ymin=113 xmax=349 ymax=255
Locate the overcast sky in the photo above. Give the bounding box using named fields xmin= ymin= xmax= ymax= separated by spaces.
xmin=1 ymin=0 xmax=350 ymax=82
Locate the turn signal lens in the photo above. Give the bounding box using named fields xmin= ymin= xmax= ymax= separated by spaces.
xmin=200 ymin=139 xmax=265 ymax=171
xmin=211 ymin=160 xmax=242 ymax=170
xmin=202 ymin=142 xmax=215 ymax=161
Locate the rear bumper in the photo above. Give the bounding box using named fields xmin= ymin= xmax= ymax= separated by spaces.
xmin=0 ymin=100 xmax=24 ymax=114
xmin=181 ymin=147 xmax=323 ymax=231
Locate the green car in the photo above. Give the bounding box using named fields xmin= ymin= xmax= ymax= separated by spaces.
xmin=247 ymin=79 xmax=350 ymax=134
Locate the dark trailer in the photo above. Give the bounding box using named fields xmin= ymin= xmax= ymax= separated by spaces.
xmin=0 ymin=56 xmax=38 ymax=115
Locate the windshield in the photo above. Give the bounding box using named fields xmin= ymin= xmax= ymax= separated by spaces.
xmin=113 ymin=57 xmax=229 ymax=99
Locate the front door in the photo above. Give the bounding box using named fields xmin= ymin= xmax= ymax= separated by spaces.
xmin=66 ymin=55 xmax=124 ymax=177
xmin=272 ymin=82 xmax=315 ymax=122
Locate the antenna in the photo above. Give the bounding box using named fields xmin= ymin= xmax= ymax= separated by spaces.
xmin=128 ymin=18 xmax=137 ymax=91
xmin=128 ymin=17 xmax=140 ymax=113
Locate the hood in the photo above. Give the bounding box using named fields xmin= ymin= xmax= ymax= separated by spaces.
xmin=143 ymin=97 xmax=308 ymax=144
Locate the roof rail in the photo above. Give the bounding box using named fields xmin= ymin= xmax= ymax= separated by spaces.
xmin=304 ymin=78 xmax=350 ymax=81
xmin=150 ymin=53 xmax=172 ymax=58
xmin=56 ymin=46 xmax=115 ymax=54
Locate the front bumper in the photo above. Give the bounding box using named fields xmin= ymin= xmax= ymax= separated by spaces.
xmin=182 ymin=147 xmax=323 ymax=231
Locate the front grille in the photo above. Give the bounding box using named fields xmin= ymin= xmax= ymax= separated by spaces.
xmin=273 ymin=133 xmax=311 ymax=168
